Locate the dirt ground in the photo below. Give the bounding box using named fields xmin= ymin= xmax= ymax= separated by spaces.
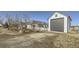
xmin=0 ymin=29 xmax=79 ymax=48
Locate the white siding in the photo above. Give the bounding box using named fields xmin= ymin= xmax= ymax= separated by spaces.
xmin=27 ymin=25 xmax=32 ymax=29
xmin=49 ymin=12 xmax=66 ymax=19
xmin=64 ymin=17 xmax=67 ymax=32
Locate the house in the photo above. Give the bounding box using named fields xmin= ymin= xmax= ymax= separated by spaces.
xmin=48 ymin=12 xmax=72 ymax=33
xmin=31 ymin=20 xmax=48 ymax=31
xmin=70 ymin=25 xmax=79 ymax=32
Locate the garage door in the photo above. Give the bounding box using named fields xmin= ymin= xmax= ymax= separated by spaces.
xmin=50 ymin=18 xmax=64 ymax=32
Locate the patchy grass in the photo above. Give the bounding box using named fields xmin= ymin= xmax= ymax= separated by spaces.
xmin=0 ymin=31 xmax=79 ymax=48
xmin=28 ymin=33 xmax=79 ymax=48
xmin=0 ymin=34 xmax=17 ymax=41
xmin=0 ymin=27 xmax=3 ymax=33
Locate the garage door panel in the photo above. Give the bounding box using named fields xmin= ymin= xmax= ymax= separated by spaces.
xmin=50 ymin=18 xmax=64 ymax=32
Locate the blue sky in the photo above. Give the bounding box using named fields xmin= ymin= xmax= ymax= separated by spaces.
xmin=0 ymin=11 xmax=79 ymax=25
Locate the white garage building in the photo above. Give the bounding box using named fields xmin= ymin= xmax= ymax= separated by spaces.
xmin=48 ymin=12 xmax=72 ymax=33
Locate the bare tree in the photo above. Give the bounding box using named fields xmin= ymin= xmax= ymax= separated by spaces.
xmin=4 ymin=14 xmax=32 ymax=33
xmin=0 ymin=16 xmax=4 ymax=24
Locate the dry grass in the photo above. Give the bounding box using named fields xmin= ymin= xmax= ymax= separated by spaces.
xmin=28 ymin=32 xmax=79 ymax=48
xmin=0 ymin=27 xmax=3 ymax=33
xmin=0 ymin=30 xmax=79 ymax=48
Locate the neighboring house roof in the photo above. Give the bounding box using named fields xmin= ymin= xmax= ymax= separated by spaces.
xmin=32 ymin=20 xmax=48 ymax=27
xmin=32 ymin=20 xmax=47 ymax=25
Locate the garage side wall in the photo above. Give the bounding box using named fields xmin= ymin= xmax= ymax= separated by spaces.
xmin=67 ymin=18 xmax=71 ymax=32
xmin=64 ymin=17 xmax=68 ymax=32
